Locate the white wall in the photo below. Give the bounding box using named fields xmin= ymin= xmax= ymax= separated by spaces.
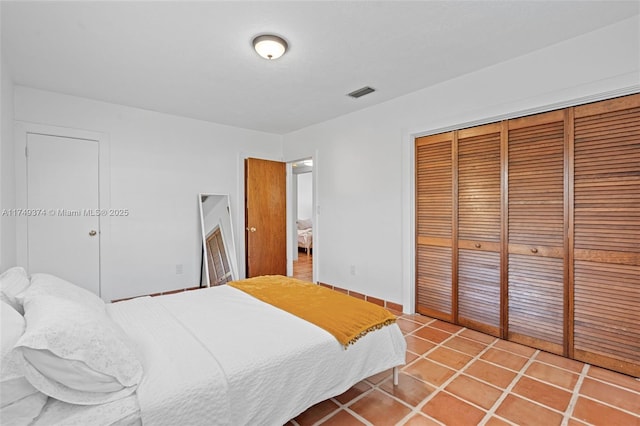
xmin=14 ymin=87 xmax=282 ymax=301
xmin=283 ymin=16 xmax=640 ymax=310
xmin=296 ymin=172 xmax=313 ymax=220
xmin=0 ymin=52 xmax=16 ymax=271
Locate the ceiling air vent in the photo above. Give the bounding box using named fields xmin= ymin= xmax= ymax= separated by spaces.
xmin=347 ymin=86 xmax=375 ymax=99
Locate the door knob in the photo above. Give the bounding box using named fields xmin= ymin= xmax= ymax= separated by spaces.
xmin=89 ymin=230 xmax=97 ymax=237
xmin=247 ymin=227 xmax=256 ymax=233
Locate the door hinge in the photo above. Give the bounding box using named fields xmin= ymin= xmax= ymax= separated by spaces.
xmin=25 ymin=146 xmax=28 ymax=157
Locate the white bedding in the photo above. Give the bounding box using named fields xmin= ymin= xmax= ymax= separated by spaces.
xmin=297 ymin=228 xmax=312 ymax=253
xmin=31 ymin=394 xmax=140 ymax=426
xmin=106 ymin=297 xmax=230 ymax=426
xmin=107 ymin=285 xmax=406 ymax=426
xmin=27 ymin=284 xmax=405 ymax=425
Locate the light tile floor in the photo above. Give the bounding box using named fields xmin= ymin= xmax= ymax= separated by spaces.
xmin=289 ymin=314 xmax=640 ymax=426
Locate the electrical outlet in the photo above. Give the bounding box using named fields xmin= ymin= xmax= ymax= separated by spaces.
xmin=350 ymin=265 xmax=356 ymax=275
xmin=175 ymin=264 xmax=183 ymax=275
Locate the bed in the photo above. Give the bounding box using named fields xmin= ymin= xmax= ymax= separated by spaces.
xmin=296 ymin=219 xmax=313 ymax=254
xmin=1 ymin=268 xmax=406 ymax=426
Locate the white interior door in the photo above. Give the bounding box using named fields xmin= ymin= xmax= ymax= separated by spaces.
xmin=27 ymin=133 xmax=100 ymax=295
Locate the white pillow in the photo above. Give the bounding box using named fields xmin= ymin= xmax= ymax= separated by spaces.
xmin=0 ymin=300 xmax=24 ymax=358
xmin=0 ymin=267 xmax=30 ymax=296
xmin=24 ymin=273 xmax=105 ymax=313
xmin=1 ymin=300 xmax=45 ymax=414
xmin=16 ymin=293 xmax=143 ymax=405
xmin=0 ymin=267 xmax=30 ymax=314
xmin=21 ymin=349 xmax=124 ymax=393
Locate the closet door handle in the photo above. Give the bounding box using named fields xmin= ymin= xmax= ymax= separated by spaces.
xmin=531 ymin=248 xmax=538 ymax=254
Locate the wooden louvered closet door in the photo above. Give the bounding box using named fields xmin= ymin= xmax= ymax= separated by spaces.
xmin=414 ymin=93 xmax=639 ymax=377
xmin=415 ymin=132 xmax=454 ymax=321
xmin=507 ymin=111 xmax=567 ymax=355
xmin=572 ymin=94 xmax=640 ymax=376
xmin=457 ymin=123 xmax=502 ymax=336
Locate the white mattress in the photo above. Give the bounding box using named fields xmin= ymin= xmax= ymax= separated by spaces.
xmin=108 ymin=285 xmax=406 ymax=425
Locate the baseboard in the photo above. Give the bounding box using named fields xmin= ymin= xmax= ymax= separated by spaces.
xmin=114 ymin=281 xmax=404 ymax=315
xmin=318 ymin=282 xmax=403 ymax=313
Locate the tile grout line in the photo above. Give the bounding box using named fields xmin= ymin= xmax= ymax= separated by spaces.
xmin=395 ymin=327 xmax=465 ymax=425
xmin=576 ymin=394 xmax=640 ymax=419
xmin=396 ymin=327 xmax=502 ymax=425
xmin=583 ymin=373 xmax=640 ymax=396
xmin=480 ymin=351 xmax=640 ymax=419
xmin=398 ymin=335 xmax=636 ymax=426
xmin=562 ymin=363 xmax=590 ymax=426
xmin=303 ymin=318 xmax=435 ymax=425
xmin=368 ymin=350 xmax=638 ymax=426
xmin=393 ymin=318 xmax=448 ymax=425
xmin=375 ymin=318 xmax=458 ymax=425
xmin=301 ymin=314 xmax=640 ymax=425
xmin=478 ymin=349 xmax=541 ymax=425
xmin=406 ymin=330 xmax=536 ymax=390
xmin=307 ymin=392 xmax=374 ymax=426
xmin=573 ymin=393 xmax=640 ymax=419
xmin=494 ymin=377 xmax=582 ymax=419
xmin=485 ymin=351 xmax=589 ymax=419
xmin=341 ymin=406 xmax=374 ymax=426
xmin=313 ymin=357 xmax=427 ymax=426
xmin=313 ymin=398 xmax=375 ymax=426
xmin=439 ymin=339 xmax=639 ymax=422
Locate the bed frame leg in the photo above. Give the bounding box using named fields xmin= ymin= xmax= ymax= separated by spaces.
xmin=393 ymin=366 xmax=399 ymax=386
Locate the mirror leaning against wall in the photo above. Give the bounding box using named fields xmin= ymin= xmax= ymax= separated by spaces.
xmin=198 ymin=194 xmax=239 ymax=287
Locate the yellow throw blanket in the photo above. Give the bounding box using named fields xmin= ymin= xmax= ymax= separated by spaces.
xmin=229 ymin=275 xmax=396 ymax=347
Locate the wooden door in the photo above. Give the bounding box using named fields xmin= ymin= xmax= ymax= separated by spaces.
xmin=457 ymin=123 xmax=502 ymax=336
xmin=206 ymin=228 xmax=231 ymax=286
xmin=26 ymin=133 xmax=100 ymax=295
xmin=415 ymin=133 xmax=454 ymax=321
xmin=414 ymin=93 xmax=640 ymax=376
xmin=572 ymin=94 xmax=640 ymax=376
xmin=245 ymin=158 xmax=286 ymax=277
xmin=507 ymin=111 xmax=567 ymax=354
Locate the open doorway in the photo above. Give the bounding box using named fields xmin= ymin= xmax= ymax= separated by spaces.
xmin=290 ymin=158 xmax=313 ymax=282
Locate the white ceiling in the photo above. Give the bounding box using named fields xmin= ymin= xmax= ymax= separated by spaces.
xmin=2 ymin=1 xmax=638 ymax=134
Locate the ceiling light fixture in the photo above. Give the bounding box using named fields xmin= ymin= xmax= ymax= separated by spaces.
xmin=253 ymin=34 xmax=288 ymax=60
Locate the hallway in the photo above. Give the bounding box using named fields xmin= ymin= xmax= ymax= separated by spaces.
xmin=292 ymin=250 xmax=312 ymax=282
